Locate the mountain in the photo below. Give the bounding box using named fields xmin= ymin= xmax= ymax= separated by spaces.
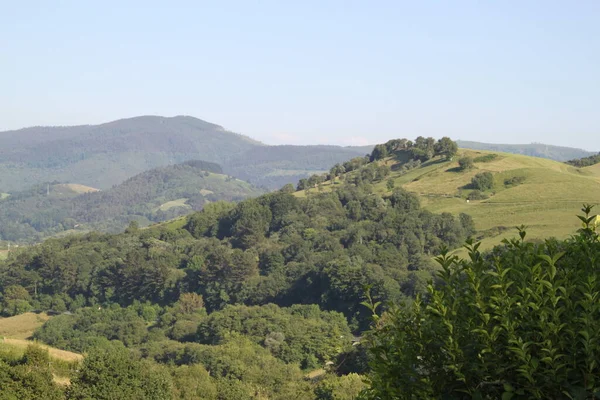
xmin=298 ymin=141 xmax=600 ymax=251
xmin=224 ymin=144 xmax=372 ymax=189
xmin=0 ymin=160 xmax=264 ymax=242
xmin=0 ymin=116 xmax=369 ymax=191
xmin=456 ymin=140 xmax=595 ymax=162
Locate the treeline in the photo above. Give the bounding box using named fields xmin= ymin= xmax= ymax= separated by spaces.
xmin=1 ymin=185 xmax=474 ymax=328
xmin=0 ymin=161 xmax=262 ymax=242
xmin=369 ymin=136 xmax=458 ymax=162
xmin=0 ymin=169 xmax=473 ymax=398
xmin=566 ymin=152 xmax=600 ymax=167
xmin=296 ymin=136 xmax=458 ymax=191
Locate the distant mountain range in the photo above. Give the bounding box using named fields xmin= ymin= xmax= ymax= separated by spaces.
xmin=456 ymin=140 xmax=595 ymax=162
xmin=0 ymin=116 xmax=369 ymax=191
xmin=0 ymin=115 xmax=595 ymax=194
xmin=0 ymin=160 xmax=263 ymax=242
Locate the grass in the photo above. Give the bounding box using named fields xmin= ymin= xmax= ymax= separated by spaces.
xmin=149 ymin=215 xmax=188 ymax=231
xmin=0 ymin=250 xmax=7 ymax=260
xmin=392 ymin=150 xmax=600 ymax=250
xmin=297 ymin=149 xmax=600 ymax=251
xmin=0 ymin=193 xmax=9 ymax=200
xmin=0 ymin=312 xmax=51 ymax=340
xmin=1 ymin=338 xmax=83 ymax=363
xmin=54 ymin=183 xmax=100 ymax=194
xmin=157 ymin=198 xmax=191 ymax=211
xmin=0 ymin=312 xmax=83 ymax=384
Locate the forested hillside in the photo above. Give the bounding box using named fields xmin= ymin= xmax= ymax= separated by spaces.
xmin=1 ymin=137 xmax=598 ymax=399
xmin=0 ymin=141 xmax=475 ymax=397
xmin=0 ymin=116 xmax=369 ymax=192
xmin=299 ymin=138 xmax=600 ymax=250
xmin=0 ymin=160 xmax=263 ymax=242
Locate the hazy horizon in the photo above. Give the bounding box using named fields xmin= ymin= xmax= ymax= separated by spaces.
xmin=2 ymin=1 xmax=599 ymax=149
xmin=1 ymin=114 xmax=597 ymax=152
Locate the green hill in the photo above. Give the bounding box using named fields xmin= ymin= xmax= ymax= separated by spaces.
xmin=0 ymin=160 xmax=264 ymax=242
xmin=456 ymin=140 xmax=595 ymax=162
xmin=298 ymin=144 xmax=600 ymax=250
xmin=0 ymin=116 xmax=369 ymax=191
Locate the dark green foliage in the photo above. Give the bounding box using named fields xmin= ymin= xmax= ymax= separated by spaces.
xmin=0 ymin=345 xmax=64 ymax=400
xmin=68 ymin=345 xmax=173 ymax=400
xmin=0 ymin=161 xmax=263 ymax=242
xmin=434 ymin=137 xmax=459 ymax=160
xmin=369 ymin=144 xmax=388 ymax=162
xmin=0 ymin=177 xmax=473 ymax=329
xmin=504 ymin=175 xmax=526 ymax=187
xmin=470 ymin=171 xmax=495 ymax=191
xmin=33 ymin=306 xmax=151 ymax=352
xmin=473 ymin=153 xmax=499 ymax=163
xmin=467 ymin=190 xmax=489 ymax=201
xmin=363 ymin=206 xmax=600 ymax=399
xmin=369 ymin=136 xmax=458 ymax=164
xmin=458 ymin=156 xmax=475 ymax=171
xmin=566 ymin=152 xmax=600 ymax=167
xmin=315 ymin=373 xmax=366 ymax=400
xmin=385 ymin=179 xmax=395 ymax=191
xmin=196 ymin=304 xmax=352 ymax=366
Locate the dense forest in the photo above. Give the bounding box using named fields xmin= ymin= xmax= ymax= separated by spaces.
xmin=0 ymin=160 xmax=263 ymax=242
xmin=1 ymin=137 xmax=598 ymax=398
xmin=0 ymin=115 xmax=369 ymax=192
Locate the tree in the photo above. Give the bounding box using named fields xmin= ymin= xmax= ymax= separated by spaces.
xmin=470 ymin=171 xmax=494 ymax=191
xmin=369 ymin=145 xmax=388 ymax=162
xmin=458 ymin=156 xmax=474 ymax=171
xmin=435 ymin=137 xmax=458 ymax=160
xmin=68 ymin=346 xmax=173 ymax=400
xmin=0 ymin=345 xmax=64 ymax=400
xmin=362 ymin=207 xmax=600 ymax=399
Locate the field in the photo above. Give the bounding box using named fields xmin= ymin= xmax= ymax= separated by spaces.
xmin=297 ymin=149 xmax=600 ymax=251
xmin=0 ymin=312 xmax=83 ymax=384
xmin=0 ymin=250 xmax=7 ymax=260
xmin=54 ymin=183 xmax=101 ymax=194
xmin=157 ymin=198 xmax=192 ymax=211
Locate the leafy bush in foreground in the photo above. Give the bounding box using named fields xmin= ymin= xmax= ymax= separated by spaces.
xmin=363 ymin=205 xmax=600 ymax=399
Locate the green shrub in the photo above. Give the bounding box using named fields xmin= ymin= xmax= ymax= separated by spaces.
xmin=470 ymin=172 xmax=494 ymax=191
xmin=458 ymin=156 xmax=475 ymax=171
xmin=467 ymin=190 xmax=489 ymax=201
xmin=473 ymin=154 xmax=498 ymax=163
xmin=504 ymin=175 xmax=526 ymax=187
xmin=362 ymin=205 xmax=600 ymax=399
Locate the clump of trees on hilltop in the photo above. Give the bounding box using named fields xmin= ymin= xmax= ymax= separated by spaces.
xmin=370 ymin=136 xmax=458 ymax=163
xmin=297 ymin=136 xmax=458 ymax=191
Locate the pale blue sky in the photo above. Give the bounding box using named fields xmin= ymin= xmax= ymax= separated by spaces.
xmin=1 ymin=1 xmax=599 ymax=149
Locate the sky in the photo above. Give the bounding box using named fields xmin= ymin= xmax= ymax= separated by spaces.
xmin=1 ymin=1 xmax=599 ymax=150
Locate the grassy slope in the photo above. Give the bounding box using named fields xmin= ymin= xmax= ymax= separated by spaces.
xmin=403 ymin=150 xmax=600 ymax=249
xmin=0 ymin=312 xmax=83 ymax=362
xmin=0 ymin=312 xmax=82 ymax=385
xmin=298 ymin=149 xmax=600 ymax=250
